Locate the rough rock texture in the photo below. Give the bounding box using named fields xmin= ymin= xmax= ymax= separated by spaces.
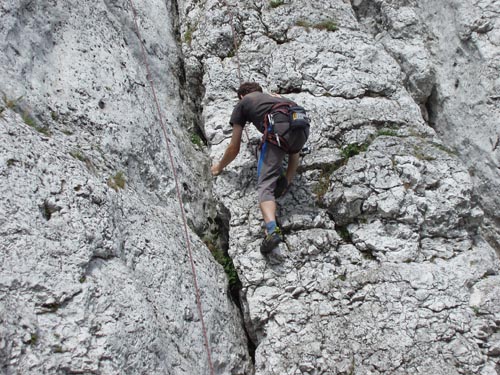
xmin=179 ymin=0 xmax=500 ymax=374
xmin=352 ymin=0 xmax=500 ymax=254
xmin=0 ymin=1 xmax=252 ymax=374
xmin=2 ymin=0 xmax=500 ymax=374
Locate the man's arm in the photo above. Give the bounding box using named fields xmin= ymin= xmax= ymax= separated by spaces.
xmin=211 ymin=124 xmax=243 ymax=176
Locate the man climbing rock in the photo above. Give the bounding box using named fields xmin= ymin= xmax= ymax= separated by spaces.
xmin=211 ymin=82 xmax=310 ymax=255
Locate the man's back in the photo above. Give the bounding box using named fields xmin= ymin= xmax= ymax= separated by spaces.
xmin=230 ymin=91 xmax=293 ymax=132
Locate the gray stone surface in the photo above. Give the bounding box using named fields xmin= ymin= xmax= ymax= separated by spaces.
xmin=2 ymin=0 xmax=500 ymax=374
xmin=179 ymin=0 xmax=500 ymax=374
xmin=352 ymin=0 xmax=500 ymax=254
xmin=0 ymin=1 xmax=252 ymax=374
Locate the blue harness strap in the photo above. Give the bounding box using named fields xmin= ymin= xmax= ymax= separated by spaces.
xmin=257 ymin=141 xmax=267 ymax=178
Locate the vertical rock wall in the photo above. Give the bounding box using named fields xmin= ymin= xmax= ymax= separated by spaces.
xmin=0 ymin=0 xmax=252 ymax=374
xmin=179 ymin=0 xmax=500 ymax=374
xmin=352 ymin=0 xmax=500 ymax=254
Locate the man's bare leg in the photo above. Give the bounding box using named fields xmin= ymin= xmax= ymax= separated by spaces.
xmin=260 ymin=200 xmax=276 ymax=225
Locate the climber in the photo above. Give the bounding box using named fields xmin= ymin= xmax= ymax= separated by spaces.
xmin=211 ymin=82 xmax=310 ymax=255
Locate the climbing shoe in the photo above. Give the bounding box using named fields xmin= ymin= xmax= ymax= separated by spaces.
xmin=260 ymin=228 xmax=282 ymax=255
xmin=274 ymin=174 xmax=289 ymax=199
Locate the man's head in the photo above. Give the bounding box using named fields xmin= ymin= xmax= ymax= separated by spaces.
xmin=237 ymin=82 xmax=263 ymax=100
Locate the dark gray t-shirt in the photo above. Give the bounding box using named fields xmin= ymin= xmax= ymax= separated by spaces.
xmin=229 ymin=92 xmax=293 ymax=133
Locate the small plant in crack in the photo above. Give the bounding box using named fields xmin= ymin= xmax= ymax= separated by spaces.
xmin=413 ymin=145 xmax=435 ymax=161
xmin=2 ymin=93 xmax=23 ymax=110
xmin=296 ymin=19 xmax=338 ymax=32
xmin=430 ymin=141 xmax=458 ymax=156
xmin=69 ymin=149 xmax=86 ymax=162
xmin=184 ymin=23 xmax=197 ymax=46
xmin=376 ymin=129 xmax=399 ymax=137
xmin=270 ymin=0 xmax=285 ymax=8
xmin=203 ymin=235 xmax=240 ymax=289
xmin=341 ymin=143 xmax=368 ymax=160
xmin=107 ymin=171 xmax=126 ymax=191
xmin=28 ymin=333 xmax=38 ymax=346
xmin=313 ymin=163 xmax=337 ymax=204
xmin=190 ymin=132 xmax=204 ymax=148
xmin=336 ymin=225 xmax=352 ymax=243
xmin=315 ymin=20 xmax=338 ymax=32
xmin=22 ymin=110 xmax=51 ymax=136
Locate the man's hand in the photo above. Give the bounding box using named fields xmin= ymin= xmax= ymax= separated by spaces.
xmin=211 ymin=124 xmax=243 ymax=177
xmin=211 ymin=163 xmax=222 ymax=176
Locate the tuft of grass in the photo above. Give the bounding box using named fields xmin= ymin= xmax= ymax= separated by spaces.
xmin=53 ymin=345 xmax=63 ymax=353
xmin=2 ymin=94 xmax=23 ymax=109
xmin=295 ymin=20 xmax=311 ymax=31
xmin=190 ymin=133 xmax=204 ymax=148
xmin=296 ymin=19 xmax=338 ymax=32
xmin=70 ymin=150 xmax=86 ymax=162
xmin=28 ymin=333 xmax=38 ymax=346
xmin=184 ymin=24 xmax=196 ymax=46
xmin=79 ymin=275 xmax=86 ymax=283
xmin=313 ymin=163 xmax=338 ymax=203
xmin=315 ymin=20 xmax=338 ymax=32
xmin=204 ymin=236 xmax=239 ymax=288
xmin=22 ymin=110 xmax=51 ymax=136
xmin=341 ymin=143 xmax=368 ymax=159
xmin=336 ymin=225 xmax=351 ymax=243
xmin=107 ymin=171 xmax=126 ymax=191
xmin=430 ymin=142 xmax=458 ymax=156
xmin=270 ymin=0 xmax=285 ymax=8
xmin=413 ymin=145 xmax=435 ymax=161
xmin=377 ymin=129 xmax=398 ymax=137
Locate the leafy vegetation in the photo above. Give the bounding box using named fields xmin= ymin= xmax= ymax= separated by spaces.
xmin=70 ymin=150 xmax=86 ymax=162
xmin=22 ymin=110 xmax=51 ymax=136
xmin=107 ymin=171 xmax=126 ymax=191
xmin=184 ymin=24 xmax=197 ymax=46
xmin=376 ymin=129 xmax=399 ymax=137
xmin=28 ymin=333 xmax=38 ymax=346
xmin=190 ymin=132 xmax=204 ymax=148
xmin=296 ymin=19 xmax=338 ymax=32
xmin=313 ymin=163 xmax=338 ymax=204
xmin=335 ymin=225 xmax=351 ymax=243
xmin=203 ymin=236 xmax=240 ymax=288
xmin=315 ymin=20 xmax=338 ymax=32
xmin=270 ymin=0 xmax=285 ymax=8
xmin=341 ymin=143 xmax=368 ymax=159
xmin=430 ymin=141 xmax=458 ymax=156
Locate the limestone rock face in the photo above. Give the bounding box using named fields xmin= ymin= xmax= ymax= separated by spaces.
xmin=179 ymin=0 xmax=500 ymax=374
xmin=0 ymin=1 xmax=252 ymax=374
xmin=353 ymin=0 xmax=500 ymax=254
xmin=2 ymin=0 xmax=500 ymax=374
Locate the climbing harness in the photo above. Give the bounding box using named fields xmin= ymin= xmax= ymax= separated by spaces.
xmin=259 ymin=102 xmax=310 ymax=154
xmin=127 ymin=1 xmax=215 ymax=374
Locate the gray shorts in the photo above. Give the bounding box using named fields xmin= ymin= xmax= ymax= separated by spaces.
xmin=257 ymin=122 xmax=309 ymax=203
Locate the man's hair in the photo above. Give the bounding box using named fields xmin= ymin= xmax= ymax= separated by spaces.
xmin=237 ymin=82 xmax=263 ymax=99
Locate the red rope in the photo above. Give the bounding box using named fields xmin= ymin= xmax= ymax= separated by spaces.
xmin=127 ymin=2 xmax=215 ymax=374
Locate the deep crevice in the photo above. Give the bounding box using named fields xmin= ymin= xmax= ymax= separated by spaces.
xmin=425 ymin=85 xmax=439 ymax=130
xmin=169 ymin=0 xmax=208 ymax=146
xmin=170 ymin=0 xmax=256 ymax=365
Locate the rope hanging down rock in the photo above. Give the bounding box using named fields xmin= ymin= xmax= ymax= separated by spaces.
xmin=127 ymin=1 xmax=215 ymax=374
